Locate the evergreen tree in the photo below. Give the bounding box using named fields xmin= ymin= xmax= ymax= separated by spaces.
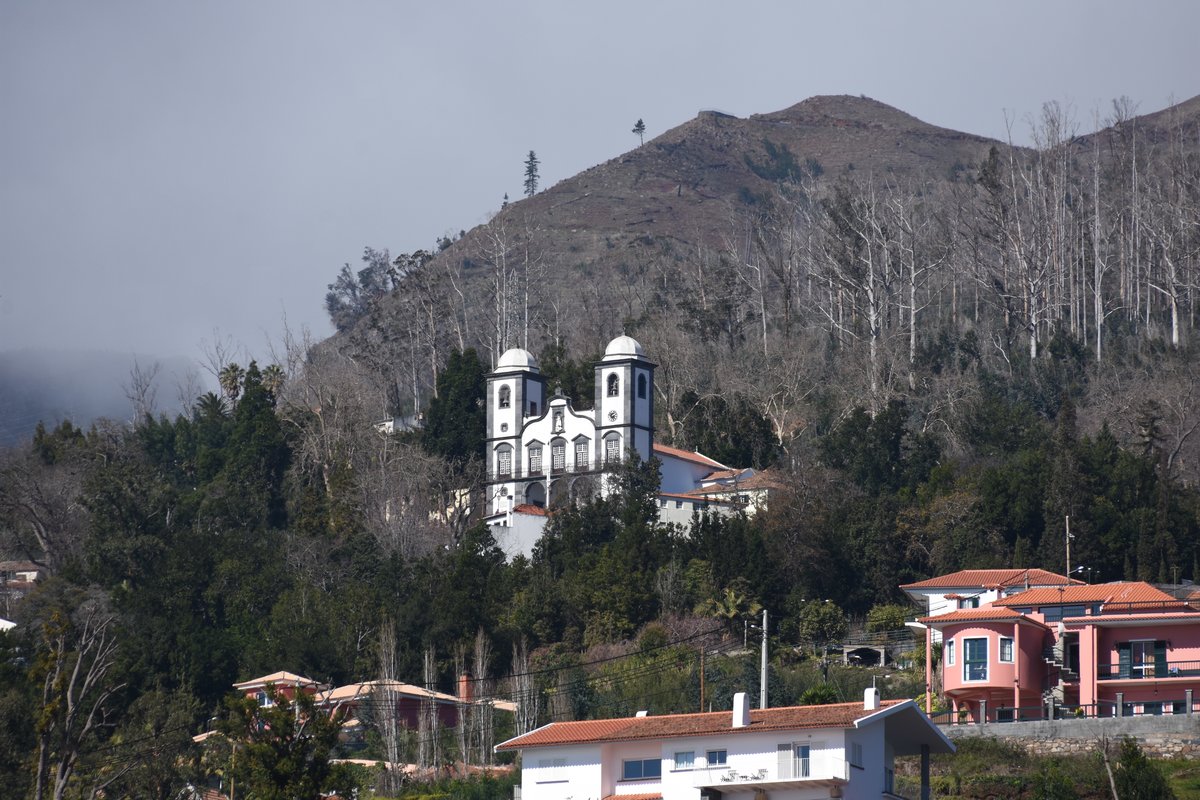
xmin=523 ymin=150 xmax=540 ymax=197
xmin=632 ymin=118 xmax=646 ymax=145
xmin=422 ymin=349 xmax=486 ymax=468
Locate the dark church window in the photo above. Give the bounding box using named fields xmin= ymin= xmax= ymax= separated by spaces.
xmin=637 ymin=374 xmax=647 ymax=399
xmin=607 ymin=374 xmax=620 ymax=397
xmin=499 ymin=386 xmax=511 ymax=408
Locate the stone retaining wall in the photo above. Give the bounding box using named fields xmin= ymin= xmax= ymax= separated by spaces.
xmin=945 ymin=716 xmax=1200 ymax=759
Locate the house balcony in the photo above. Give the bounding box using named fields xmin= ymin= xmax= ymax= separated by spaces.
xmin=690 ymin=763 xmax=849 ymax=793
xmin=1097 ymin=659 xmax=1200 ymax=682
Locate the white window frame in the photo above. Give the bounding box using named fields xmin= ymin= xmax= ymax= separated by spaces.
xmin=605 ymin=436 xmax=621 ymax=464
xmin=946 ymin=639 xmax=955 ymax=666
xmin=575 ymin=440 xmax=590 ymax=469
xmin=496 ymin=447 xmax=512 ymax=477
xmin=705 ymin=749 xmax=727 ymax=767
xmin=528 ymin=445 xmax=542 ymax=475
xmin=673 ymin=751 xmax=694 ymax=771
xmin=999 ymin=637 xmax=1014 ymax=663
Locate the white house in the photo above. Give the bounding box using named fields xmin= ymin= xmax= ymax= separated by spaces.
xmin=496 ymin=690 xmax=953 ymax=800
xmin=901 ymin=569 xmax=1078 ymax=643
xmin=484 ymin=336 xmax=763 ymax=559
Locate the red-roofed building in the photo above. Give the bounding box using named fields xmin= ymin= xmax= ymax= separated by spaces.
xmin=919 ymin=580 xmax=1200 ymax=723
xmin=901 ymin=568 xmax=1078 ymax=643
xmin=497 ymin=690 xmax=952 ymax=800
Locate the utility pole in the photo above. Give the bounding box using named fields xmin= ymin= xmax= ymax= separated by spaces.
xmin=1065 ymin=515 xmax=1072 ymax=576
xmin=760 ymin=609 xmax=768 ymax=709
xmin=699 ymin=647 xmax=706 ymax=713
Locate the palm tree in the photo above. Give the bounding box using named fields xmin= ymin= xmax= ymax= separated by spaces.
xmin=261 ymin=364 xmax=285 ymax=398
xmin=193 ymin=392 xmax=228 ymax=421
xmin=218 ymin=363 xmax=245 ymax=404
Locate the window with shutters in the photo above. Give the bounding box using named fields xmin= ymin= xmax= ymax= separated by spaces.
xmin=575 ymin=440 xmax=590 ymax=469
xmin=605 ymin=436 xmax=621 ymax=463
xmin=1118 ymin=639 xmax=1165 ymax=679
xmin=496 ymin=446 xmax=512 ymax=478
xmin=528 ymin=445 xmax=542 ymax=475
xmin=551 ymin=440 xmax=566 ymax=472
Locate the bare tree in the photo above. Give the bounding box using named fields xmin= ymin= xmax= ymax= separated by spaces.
xmin=31 ymin=591 xmax=125 ymax=800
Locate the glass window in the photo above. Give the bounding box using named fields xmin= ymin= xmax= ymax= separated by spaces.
xmin=706 ymin=749 xmax=727 ymax=767
xmin=605 ymin=437 xmax=621 ymax=463
xmin=498 ymin=386 xmax=511 ymax=408
xmin=607 ymin=374 xmax=620 ymax=397
xmin=552 ymin=442 xmax=565 ymax=471
xmin=497 ymin=447 xmax=512 ymax=477
xmin=957 ymin=596 xmax=980 ymax=609
xmin=963 ymin=637 xmax=988 ymax=681
xmin=575 ymin=441 xmax=589 ymax=469
xmin=794 ymin=744 xmax=810 ymax=778
xmin=673 ymin=751 xmax=694 ymax=770
xmin=528 ymin=446 xmax=542 ymax=475
xmin=946 ymin=640 xmax=955 ymax=666
xmin=622 ymin=758 xmax=661 ymax=780
xmin=1000 ymin=637 xmax=1014 ymax=663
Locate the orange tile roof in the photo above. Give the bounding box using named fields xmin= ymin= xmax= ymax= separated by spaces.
xmin=901 ymin=569 xmax=1077 ymax=590
xmin=920 ymin=607 xmax=1049 ymax=628
xmin=496 ymin=700 xmax=903 ymax=751
xmin=993 ymin=581 xmax=1186 ymax=609
xmin=233 ymin=671 xmax=321 ymax=689
xmin=512 ymin=504 xmax=550 ymax=516
xmin=652 ymin=443 xmax=728 ymax=469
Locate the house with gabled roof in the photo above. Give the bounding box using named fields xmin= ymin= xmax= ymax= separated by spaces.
xmin=919 ymin=579 xmax=1200 ymax=723
xmin=901 ymin=568 xmax=1079 ymax=643
xmin=496 ymin=689 xmax=953 ymax=800
xmin=232 ymin=670 xmax=326 ymax=707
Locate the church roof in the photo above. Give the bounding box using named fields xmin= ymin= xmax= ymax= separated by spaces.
xmin=603 ymin=335 xmax=646 ymax=361
xmin=496 ymin=348 xmax=539 ymax=371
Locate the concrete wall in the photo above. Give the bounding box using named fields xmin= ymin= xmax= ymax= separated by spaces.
xmin=946 ymin=715 xmax=1200 ymax=759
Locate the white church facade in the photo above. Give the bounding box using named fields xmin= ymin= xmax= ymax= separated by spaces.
xmin=484 ymin=336 xmax=776 ymax=559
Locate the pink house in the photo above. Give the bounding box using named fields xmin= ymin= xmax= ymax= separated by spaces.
xmin=920 ymin=581 xmax=1200 ymax=722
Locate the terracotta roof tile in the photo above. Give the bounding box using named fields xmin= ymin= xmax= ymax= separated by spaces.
xmin=512 ymin=504 xmax=549 ymax=516
xmin=993 ymin=581 xmax=1186 ymax=609
xmin=233 ymin=671 xmax=321 ymax=689
xmin=920 ymin=607 xmax=1048 ymax=628
xmin=901 ymin=569 xmax=1076 ymax=590
xmin=496 ymin=700 xmax=903 ymax=751
xmin=652 ymin=443 xmax=728 ymax=469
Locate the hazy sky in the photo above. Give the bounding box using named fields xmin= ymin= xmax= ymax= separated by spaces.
xmin=2 ymin=0 xmax=1197 ymax=366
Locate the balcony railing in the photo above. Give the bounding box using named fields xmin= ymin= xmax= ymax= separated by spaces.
xmin=1097 ymin=659 xmax=1200 ymax=680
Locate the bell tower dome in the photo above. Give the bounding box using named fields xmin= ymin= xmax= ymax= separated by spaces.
xmin=594 ymin=336 xmax=655 ymax=466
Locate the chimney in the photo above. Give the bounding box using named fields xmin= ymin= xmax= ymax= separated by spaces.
xmin=732 ymin=692 xmax=751 ymax=728
xmin=458 ymin=672 xmax=473 ymax=702
xmin=863 ymin=687 xmax=880 ymax=711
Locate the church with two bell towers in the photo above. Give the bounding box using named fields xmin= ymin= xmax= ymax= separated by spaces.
xmin=485 ymin=335 xmax=655 ymax=516
xmin=483 ymin=335 xmax=773 ymax=559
